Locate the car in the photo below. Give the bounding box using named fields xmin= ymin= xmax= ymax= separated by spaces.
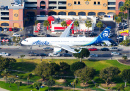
xmin=4 ymin=28 xmax=7 ymax=32
xmin=12 ymin=33 xmax=21 ymax=37
xmin=111 ymin=52 xmax=121 ymax=55
xmin=0 ymin=27 xmax=2 ymax=31
xmin=117 ymin=35 xmax=123 ymax=39
xmin=88 ymin=48 xmax=97 ymax=51
xmin=28 ymin=51 xmax=39 ymax=56
xmin=90 ymin=54 xmax=98 ymax=57
xmin=62 ymin=53 xmax=72 ymax=57
xmin=100 ymin=48 xmax=109 ymax=51
xmin=109 ymin=47 xmax=118 ymax=51
xmin=0 ymin=52 xmax=9 ymax=56
xmin=48 ymin=53 xmax=60 ymax=57
xmin=89 ymin=33 xmax=97 ymax=37
xmin=43 ymin=47 xmax=53 ymax=51
xmin=39 ymin=53 xmax=48 ymax=56
xmin=13 ymin=28 xmax=18 ymax=32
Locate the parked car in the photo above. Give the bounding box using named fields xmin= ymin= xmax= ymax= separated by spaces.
xmin=0 ymin=52 xmax=9 ymax=56
xmin=0 ymin=27 xmax=2 ymax=31
xmin=100 ymin=48 xmax=109 ymax=51
xmin=48 ymin=53 xmax=60 ymax=57
xmin=28 ymin=51 xmax=39 ymax=56
xmin=117 ymin=35 xmax=123 ymax=39
xmin=90 ymin=54 xmax=98 ymax=57
xmin=89 ymin=33 xmax=97 ymax=37
xmin=88 ymin=48 xmax=97 ymax=51
xmin=62 ymin=53 xmax=72 ymax=57
xmin=43 ymin=47 xmax=53 ymax=51
xmin=13 ymin=28 xmax=18 ymax=32
xmin=111 ymin=52 xmax=121 ymax=55
xmin=109 ymin=47 xmax=118 ymax=51
xmin=12 ymin=33 xmax=21 ymax=37
xmin=4 ymin=28 xmax=7 ymax=32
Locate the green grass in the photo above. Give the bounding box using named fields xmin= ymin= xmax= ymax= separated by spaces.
xmin=14 ymin=59 xmax=130 ymax=72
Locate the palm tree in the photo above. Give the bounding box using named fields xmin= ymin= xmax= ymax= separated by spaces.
xmin=35 ymin=20 xmax=39 ymax=25
xmin=96 ymin=21 xmax=103 ymax=33
xmin=74 ymin=21 xmax=79 ymax=36
xmin=43 ymin=20 xmax=50 ymax=34
xmin=120 ymin=6 xmax=126 ymax=31
xmin=61 ymin=21 xmax=67 ymax=29
xmin=123 ymin=0 xmax=130 ymax=29
xmin=115 ymin=17 xmax=122 ymax=44
xmin=85 ymin=20 xmax=92 ymax=36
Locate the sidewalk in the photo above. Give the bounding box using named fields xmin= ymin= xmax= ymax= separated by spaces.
xmin=0 ymin=88 xmax=9 ymax=91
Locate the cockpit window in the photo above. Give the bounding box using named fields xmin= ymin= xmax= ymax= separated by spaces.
xmin=24 ymin=39 xmax=28 ymax=42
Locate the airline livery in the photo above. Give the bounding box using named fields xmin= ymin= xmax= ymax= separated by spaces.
xmin=21 ymin=21 xmax=112 ymax=53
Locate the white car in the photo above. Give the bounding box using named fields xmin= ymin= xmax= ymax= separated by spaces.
xmin=111 ymin=52 xmax=120 ymax=55
xmin=90 ymin=54 xmax=98 ymax=57
xmin=0 ymin=52 xmax=9 ymax=56
xmin=109 ymin=47 xmax=118 ymax=51
xmin=48 ymin=53 xmax=60 ymax=57
xmin=12 ymin=33 xmax=21 ymax=37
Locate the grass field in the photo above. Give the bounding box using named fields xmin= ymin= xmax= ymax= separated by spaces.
xmin=13 ymin=59 xmax=130 ymax=72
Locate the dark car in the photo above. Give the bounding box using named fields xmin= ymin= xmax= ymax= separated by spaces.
xmin=62 ymin=53 xmax=72 ymax=57
xmin=28 ymin=51 xmax=39 ymax=56
xmin=100 ymin=48 xmax=109 ymax=51
xmin=89 ymin=33 xmax=97 ymax=37
xmin=0 ymin=27 xmax=2 ymax=31
xmin=39 ymin=53 xmax=48 ymax=56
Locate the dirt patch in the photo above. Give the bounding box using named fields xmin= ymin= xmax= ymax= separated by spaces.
xmin=118 ymin=59 xmax=130 ymax=65
xmin=80 ymin=83 xmax=89 ymax=87
xmin=55 ymin=79 xmax=66 ymax=83
xmin=101 ymin=82 xmax=116 ymax=87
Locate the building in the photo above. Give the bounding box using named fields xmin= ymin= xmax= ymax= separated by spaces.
xmin=0 ymin=0 xmax=127 ymax=29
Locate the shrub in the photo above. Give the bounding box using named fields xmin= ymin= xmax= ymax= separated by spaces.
xmin=15 ymin=82 xmax=22 ymax=86
xmin=70 ymin=62 xmax=86 ymax=72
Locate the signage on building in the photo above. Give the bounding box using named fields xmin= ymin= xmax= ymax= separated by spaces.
xmin=120 ymin=30 xmax=129 ymax=36
xmin=14 ymin=13 xmax=18 ymax=17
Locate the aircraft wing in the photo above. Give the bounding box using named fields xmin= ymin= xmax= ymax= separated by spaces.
xmin=53 ymin=44 xmax=78 ymax=53
xmin=60 ymin=21 xmax=74 ymax=37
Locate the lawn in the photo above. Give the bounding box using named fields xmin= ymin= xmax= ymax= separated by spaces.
xmin=0 ymin=81 xmax=81 ymax=91
xmin=14 ymin=58 xmax=130 ymax=72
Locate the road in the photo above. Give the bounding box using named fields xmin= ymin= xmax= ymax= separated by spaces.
xmin=0 ymin=46 xmax=130 ymax=58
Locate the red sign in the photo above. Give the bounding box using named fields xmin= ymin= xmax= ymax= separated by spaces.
xmin=121 ymin=33 xmax=129 ymax=36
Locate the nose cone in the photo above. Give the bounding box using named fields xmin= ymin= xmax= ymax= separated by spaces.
xmin=21 ymin=40 xmax=26 ymax=45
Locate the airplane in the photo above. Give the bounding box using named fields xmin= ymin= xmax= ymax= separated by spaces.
xmin=21 ymin=21 xmax=112 ymax=53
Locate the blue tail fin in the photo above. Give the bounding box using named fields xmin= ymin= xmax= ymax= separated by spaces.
xmin=97 ymin=26 xmax=111 ymax=41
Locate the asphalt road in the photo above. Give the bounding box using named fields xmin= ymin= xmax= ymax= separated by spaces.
xmin=0 ymin=47 xmax=130 ymax=58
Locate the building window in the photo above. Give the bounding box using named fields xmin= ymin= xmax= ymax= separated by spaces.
xmin=98 ymin=2 xmax=100 ymax=5
xmin=74 ymin=1 xmax=76 ymax=4
xmin=118 ymin=2 xmax=124 ymax=9
xmin=78 ymin=1 xmax=80 ymax=4
xmin=94 ymin=1 xmax=96 ymax=5
xmin=108 ymin=2 xmax=116 ymax=5
xmin=108 ymin=7 xmax=115 ymax=10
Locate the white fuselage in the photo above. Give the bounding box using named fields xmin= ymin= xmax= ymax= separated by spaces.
xmin=21 ymin=37 xmax=96 ymax=46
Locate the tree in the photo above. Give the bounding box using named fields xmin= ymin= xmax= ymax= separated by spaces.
xmin=96 ymin=21 xmax=103 ymax=33
xmin=33 ymin=82 xmax=42 ymax=91
xmin=73 ymin=48 xmax=90 ymax=62
xmin=122 ymin=55 xmax=127 ymax=61
xmin=120 ymin=6 xmax=126 ymax=31
xmin=46 ymin=79 xmax=55 ymax=90
xmin=1 ymin=69 xmax=9 ymax=83
xmin=49 ymin=63 xmax=60 ymax=75
xmin=7 ymin=78 xmax=15 ymax=87
xmin=85 ymin=21 xmax=92 ymax=35
xmin=27 ymin=73 xmax=32 ymax=85
xmin=20 ymin=55 xmax=25 ymax=62
xmin=43 ymin=20 xmax=50 ymax=34
xmin=74 ymin=67 xmax=96 ymax=83
xmin=123 ymin=0 xmax=130 ymax=28
xmin=117 ymin=84 xmax=125 ymax=91
xmin=70 ymin=61 xmax=86 ymax=72
xmin=60 ymin=62 xmax=70 ymax=72
xmin=100 ymin=67 xmax=121 ymax=86
xmin=35 ymin=20 xmax=39 ymax=25
xmin=0 ymin=57 xmax=16 ymax=70
xmin=61 ymin=21 xmax=67 ymax=29
xmin=121 ymin=69 xmax=130 ymax=87
xmin=34 ymin=62 xmax=51 ymax=80
xmin=115 ymin=17 xmax=122 ymax=44
xmin=74 ymin=21 xmax=79 ymax=35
